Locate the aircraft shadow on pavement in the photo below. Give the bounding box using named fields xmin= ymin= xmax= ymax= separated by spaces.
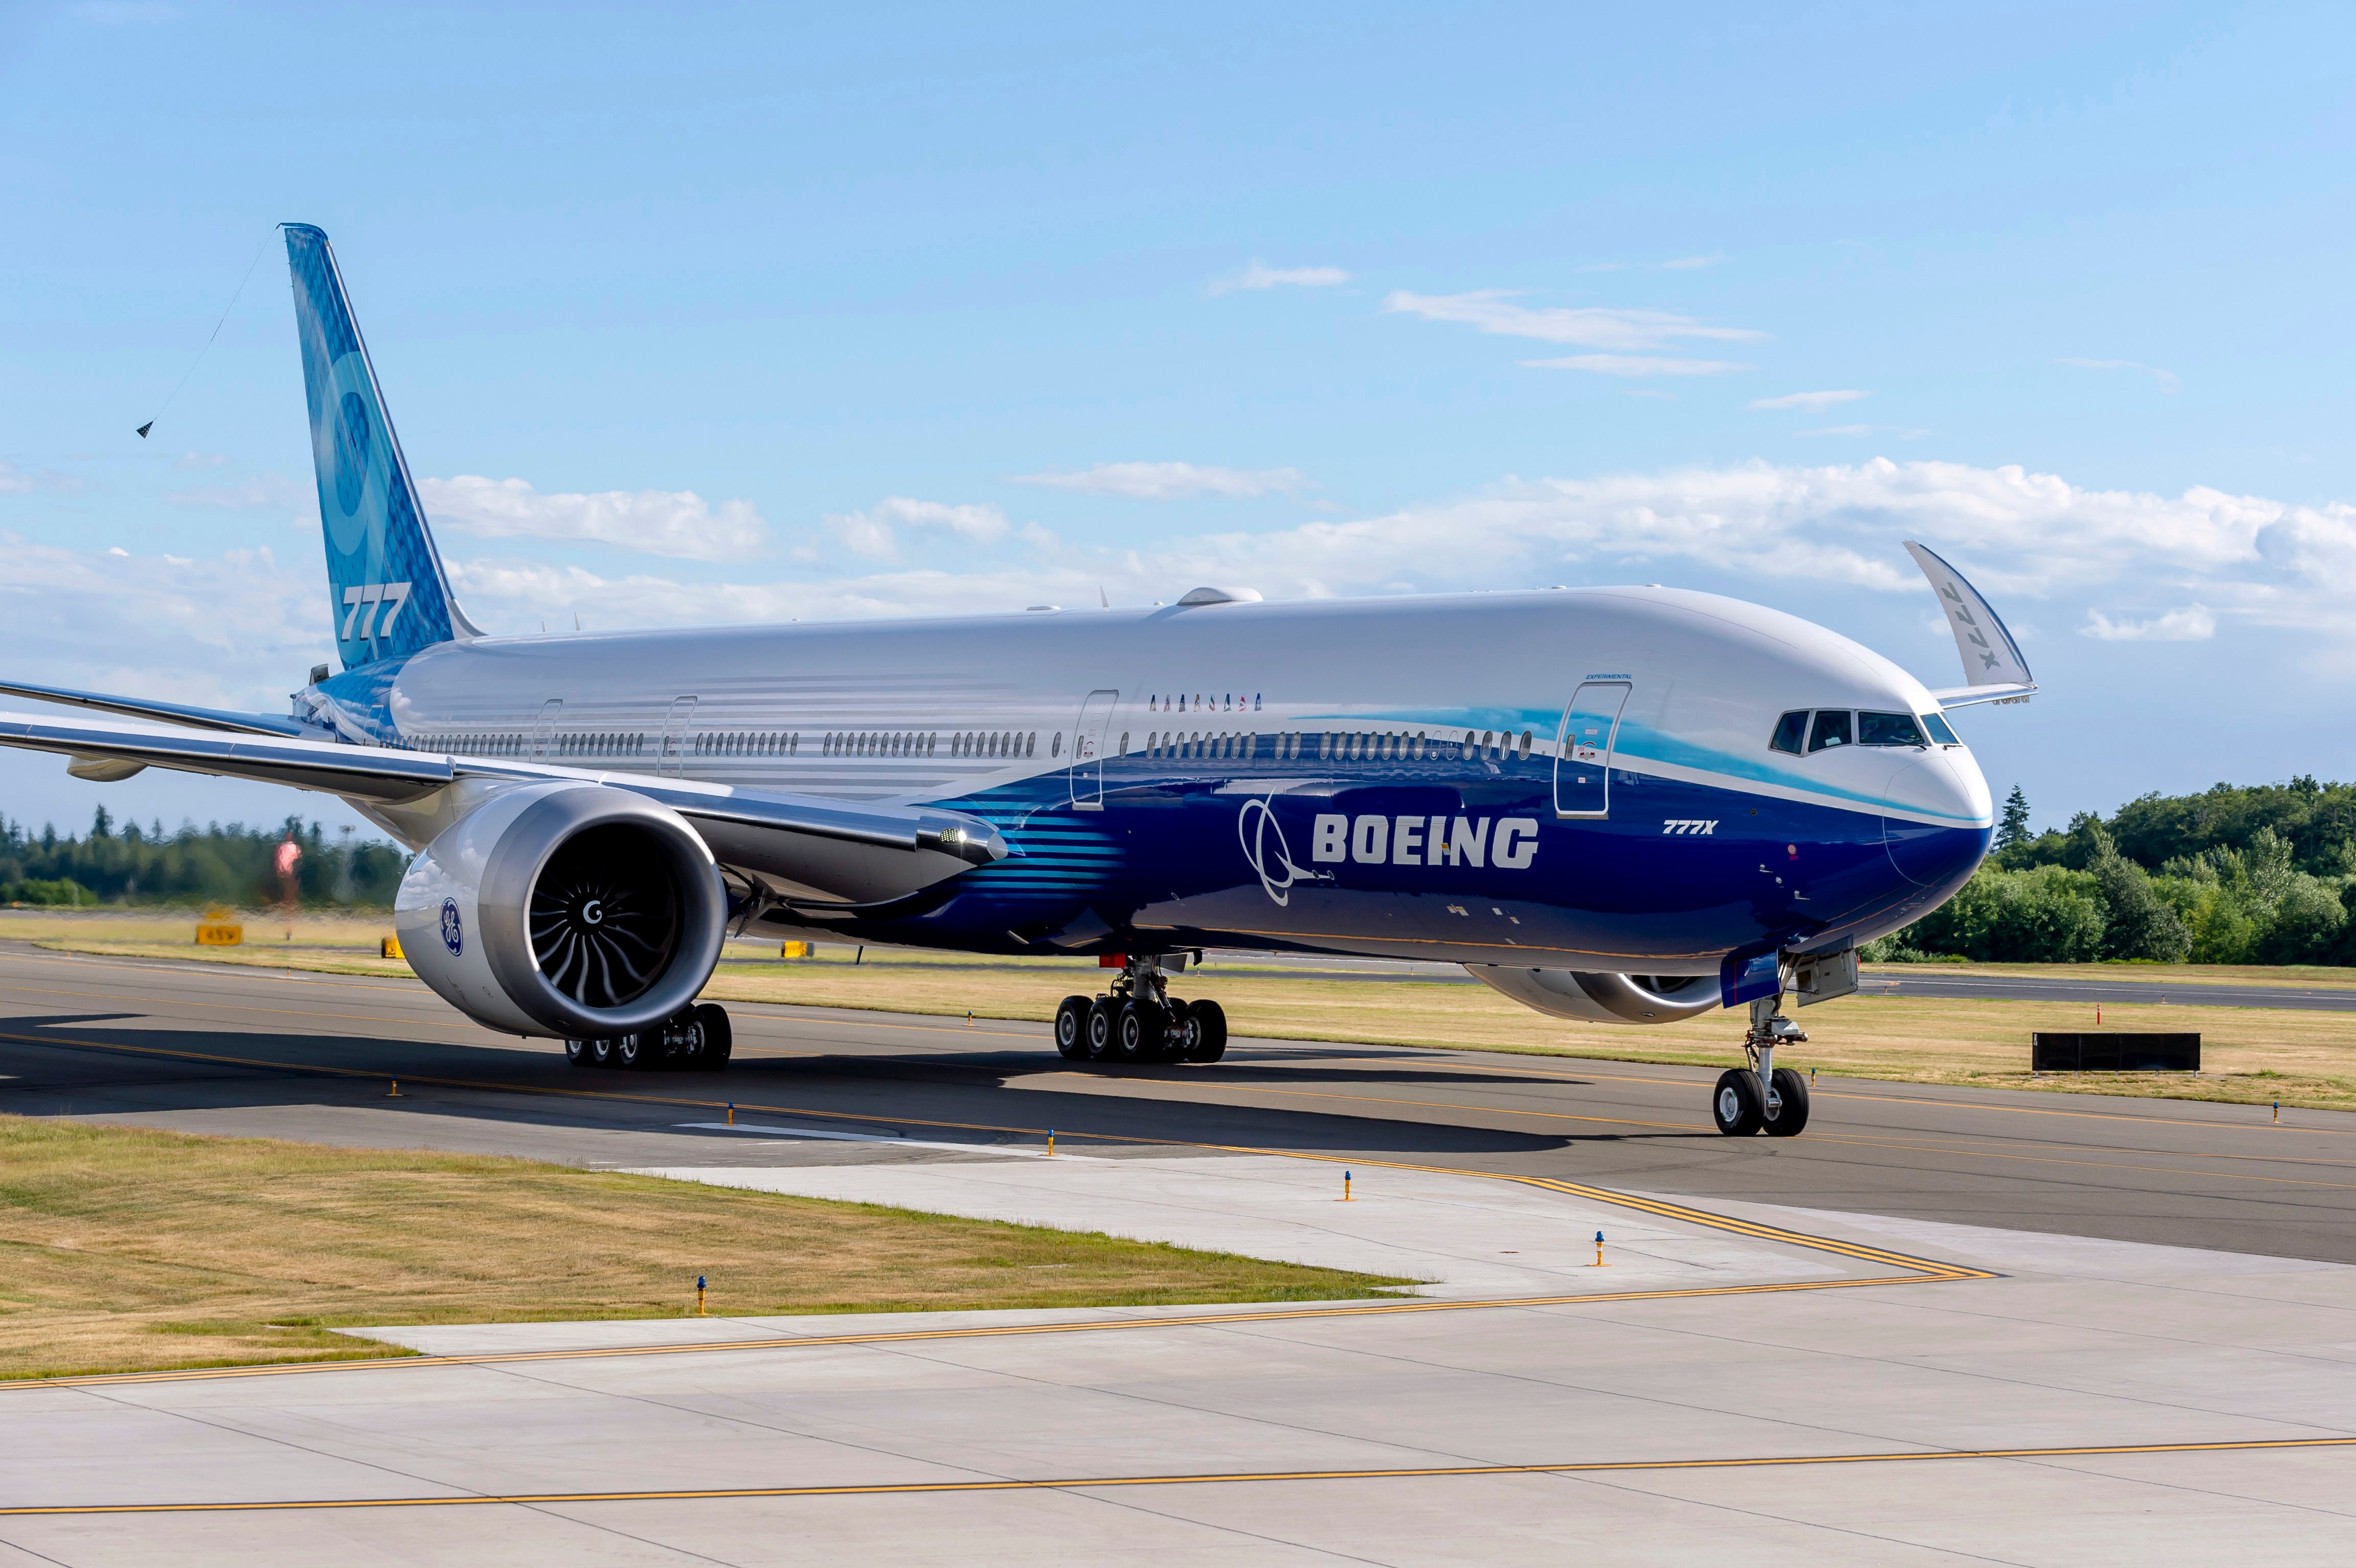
xmin=0 ymin=1013 xmax=1703 ymax=1159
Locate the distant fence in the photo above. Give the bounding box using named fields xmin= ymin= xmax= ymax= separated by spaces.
xmin=2031 ymin=1032 xmax=2200 ymax=1072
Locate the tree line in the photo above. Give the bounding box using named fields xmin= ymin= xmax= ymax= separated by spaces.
xmin=0 ymin=807 xmax=408 ymax=909
xmin=1870 ymin=777 xmax=2356 ymax=966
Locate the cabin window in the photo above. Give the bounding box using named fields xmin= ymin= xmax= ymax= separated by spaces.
xmin=1519 ymin=730 xmax=1533 ymax=758
xmin=1770 ymin=711 xmax=1808 ymax=755
xmin=1858 ymin=711 xmax=1926 ymax=747
xmin=1807 ymin=710 xmax=1853 ymax=753
xmin=1922 ymin=712 xmax=1960 ymax=746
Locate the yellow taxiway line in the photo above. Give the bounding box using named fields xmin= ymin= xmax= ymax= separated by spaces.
xmin=7 ymin=1435 xmax=2352 ymax=1516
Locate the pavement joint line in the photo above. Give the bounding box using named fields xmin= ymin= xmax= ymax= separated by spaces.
xmin=7 ymin=1435 xmax=2354 ymax=1516
xmin=0 ymin=1276 xmax=1944 ymax=1394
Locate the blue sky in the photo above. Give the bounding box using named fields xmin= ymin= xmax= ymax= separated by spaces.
xmin=3 ymin=2 xmax=2353 ymax=843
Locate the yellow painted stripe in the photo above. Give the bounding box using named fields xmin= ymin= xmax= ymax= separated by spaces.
xmin=7 ymin=1435 xmax=2351 ymax=1516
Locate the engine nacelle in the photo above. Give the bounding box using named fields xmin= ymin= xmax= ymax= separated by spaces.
xmin=394 ymin=782 xmax=727 ymax=1039
xmin=1469 ymin=966 xmax=1723 ymax=1026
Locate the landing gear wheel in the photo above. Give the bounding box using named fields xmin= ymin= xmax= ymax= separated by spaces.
xmin=1053 ymin=995 xmax=1091 ymax=1059
xmin=693 ymin=1003 xmax=733 ymax=1071
xmin=1084 ymin=997 xmax=1117 ymax=1061
xmin=588 ymin=1035 xmax=618 ymax=1068
xmin=563 ymin=1038 xmax=590 ymax=1067
xmin=1712 ymin=1068 xmax=1764 ymax=1136
xmin=1764 ymin=1066 xmax=1809 ymax=1136
xmin=1185 ymin=999 xmax=1228 ymax=1063
xmin=1116 ymin=1000 xmax=1165 ymax=1062
xmin=614 ymin=1031 xmax=653 ymax=1071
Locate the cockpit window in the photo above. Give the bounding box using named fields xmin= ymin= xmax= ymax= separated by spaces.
xmin=1807 ymin=710 xmax=1852 ymax=753
xmin=1769 ymin=711 xmax=1808 ymax=755
xmin=1858 ymin=711 xmax=1925 ymax=747
xmin=1922 ymin=711 xmax=1960 ymax=746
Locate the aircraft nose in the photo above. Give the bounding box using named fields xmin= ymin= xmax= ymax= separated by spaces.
xmin=1882 ymin=746 xmax=1993 ymax=887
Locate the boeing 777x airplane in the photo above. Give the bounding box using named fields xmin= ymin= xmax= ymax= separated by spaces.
xmin=0 ymin=225 xmax=2035 ymax=1138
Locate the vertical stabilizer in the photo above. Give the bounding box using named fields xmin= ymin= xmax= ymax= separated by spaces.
xmin=285 ymin=224 xmax=477 ymax=671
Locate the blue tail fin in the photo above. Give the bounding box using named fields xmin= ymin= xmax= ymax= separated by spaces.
xmin=285 ymin=223 xmax=476 ymax=670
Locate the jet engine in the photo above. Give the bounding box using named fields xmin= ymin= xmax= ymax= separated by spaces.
xmin=394 ymin=782 xmax=727 ymax=1039
xmin=1469 ymin=966 xmax=1722 ymax=1025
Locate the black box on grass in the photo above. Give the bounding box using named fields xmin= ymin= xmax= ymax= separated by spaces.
xmin=2032 ymin=1033 xmax=2200 ymax=1072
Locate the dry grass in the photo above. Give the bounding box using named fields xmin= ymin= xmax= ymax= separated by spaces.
xmin=26 ymin=919 xmax=2356 ymax=1112
xmin=0 ymin=1116 xmax=1408 ymax=1381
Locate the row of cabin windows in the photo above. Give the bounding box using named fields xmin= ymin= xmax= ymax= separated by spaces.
xmin=1769 ymin=708 xmax=1961 ymax=756
xmin=699 ymin=731 xmax=799 ymax=757
xmin=1143 ymin=728 xmax=1537 ymax=763
xmin=409 ymin=732 xmax=641 ymax=757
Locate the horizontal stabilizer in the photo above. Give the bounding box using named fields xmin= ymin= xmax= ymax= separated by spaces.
xmin=0 ymin=708 xmax=1004 ymax=904
xmin=1929 ymin=682 xmax=2036 ymax=709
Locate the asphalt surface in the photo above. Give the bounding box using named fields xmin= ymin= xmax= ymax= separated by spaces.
xmin=5 ymin=939 xmax=2354 ymax=1264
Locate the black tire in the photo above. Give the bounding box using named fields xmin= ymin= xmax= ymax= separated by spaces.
xmin=1765 ymin=1066 xmax=1810 ymax=1136
xmin=1117 ymin=1000 xmax=1165 ymax=1062
xmin=1712 ymin=1068 xmax=1764 ymax=1135
xmin=1084 ymin=997 xmax=1117 ymax=1061
xmin=694 ymin=1003 xmax=733 ymax=1071
xmin=1053 ymin=995 xmax=1091 ymax=1059
xmin=563 ymin=1038 xmax=590 ymax=1067
xmin=1186 ymin=999 xmax=1228 ymax=1062
xmin=614 ymin=1031 xmax=653 ymax=1071
xmin=588 ymin=1035 xmax=617 ymax=1068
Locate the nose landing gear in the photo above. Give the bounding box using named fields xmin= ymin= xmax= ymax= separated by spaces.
xmin=1713 ymin=993 xmax=1810 ymax=1136
xmin=1054 ymin=955 xmax=1226 ymax=1066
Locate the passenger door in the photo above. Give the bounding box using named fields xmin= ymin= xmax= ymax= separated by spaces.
xmin=1069 ymin=689 xmax=1118 ymax=810
xmin=531 ymin=698 xmax=563 ymax=761
xmin=1553 ymin=681 xmax=1631 ymax=818
xmin=659 ymin=696 xmax=697 ymax=777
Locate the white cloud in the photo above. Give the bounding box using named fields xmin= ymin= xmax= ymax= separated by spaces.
xmin=1661 ymin=254 xmax=1726 ymax=270
xmin=430 ymin=460 xmax=2356 ymax=648
xmin=2058 ymin=358 xmax=2182 ymax=394
xmin=0 ymin=462 xmax=86 ymax=495
xmin=1011 ymin=462 xmax=1310 ymax=500
xmin=2080 ymin=605 xmax=2216 ymax=642
xmin=826 ymin=496 xmax=1011 ymax=561
xmin=1521 ymin=354 xmax=1751 ymax=377
xmin=164 ymin=473 xmax=308 ymax=510
xmin=1384 ymin=289 xmax=1766 ymax=351
xmin=1209 ymin=260 xmax=1350 ymax=295
xmin=74 ymin=2 xmax=176 ymax=21
xmin=172 ymin=451 xmax=229 ymax=470
xmin=420 ymin=476 xmax=767 ymax=562
xmin=1750 ymin=390 xmax=1870 ymax=413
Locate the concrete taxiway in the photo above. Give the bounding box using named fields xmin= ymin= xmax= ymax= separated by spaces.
xmin=6 ymin=941 xmax=2356 ymax=1562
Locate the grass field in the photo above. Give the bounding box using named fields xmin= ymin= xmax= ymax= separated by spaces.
xmin=18 ymin=912 xmax=2356 ymax=1112
xmin=0 ymin=1116 xmax=1409 ymax=1381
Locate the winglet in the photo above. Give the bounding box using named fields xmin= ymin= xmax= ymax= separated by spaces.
xmin=1904 ymin=542 xmax=2033 ymax=704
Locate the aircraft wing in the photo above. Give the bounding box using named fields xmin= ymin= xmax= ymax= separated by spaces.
xmin=0 ymin=678 xmax=312 ymax=737
xmin=1903 ymin=541 xmax=2035 ymax=703
xmin=0 ymin=707 xmax=1004 ymax=900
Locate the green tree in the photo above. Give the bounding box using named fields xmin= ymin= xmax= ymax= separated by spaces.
xmin=1996 ymin=785 xmax=2032 ymax=852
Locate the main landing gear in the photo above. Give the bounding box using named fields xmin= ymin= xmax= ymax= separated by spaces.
xmin=1053 ymin=955 xmax=1227 ymax=1066
xmin=565 ymin=1002 xmax=734 ymax=1072
xmin=1712 ymin=992 xmax=1810 ymax=1137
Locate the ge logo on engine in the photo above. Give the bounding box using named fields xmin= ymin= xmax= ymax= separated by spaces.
xmin=439 ymin=896 xmax=464 ymax=957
